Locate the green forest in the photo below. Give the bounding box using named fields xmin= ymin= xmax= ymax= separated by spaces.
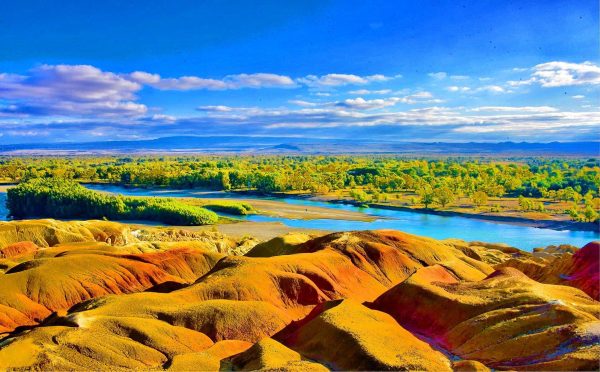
xmin=1 ymin=155 xmax=598 ymax=222
xmin=7 ymin=179 xmax=218 ymax=225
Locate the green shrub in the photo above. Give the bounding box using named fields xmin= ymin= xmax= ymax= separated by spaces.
xmin=202 ymin=201 xmax=254 ymax=215
xmin=7 ymin=179 xmax=217 ymax=225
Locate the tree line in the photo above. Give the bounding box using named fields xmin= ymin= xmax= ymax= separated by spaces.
xmin=1 ymin=155 xmax=598 ymax=222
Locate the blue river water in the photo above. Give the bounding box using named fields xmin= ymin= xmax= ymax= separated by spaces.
xmin=1 ymin=184 xmax=598 ymax=251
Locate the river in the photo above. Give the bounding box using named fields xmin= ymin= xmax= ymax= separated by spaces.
xmin=1 ymin=184 xmax=598 ymax=251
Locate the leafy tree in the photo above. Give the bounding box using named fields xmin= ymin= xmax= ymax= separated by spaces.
xmin=567 ymin=205 xmax=581 ymax=221
xmin=435 ymin=186 xmax=455 ymax=208
xmin=417 ymin=186 xmax=435 ymax=209
xmin=583 ymin=206 xmax=599 ymax=223
xmin=350 ymin=189 xmax=372 ymax=203
xmin=471 ymin=191 xmax=488 ymax=207
xmin=220 ymin=171 xmax=231 ymax=191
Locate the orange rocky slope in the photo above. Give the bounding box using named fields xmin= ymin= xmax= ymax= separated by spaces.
xmin=0 ymin=220 xmax=598 ymax=371
xmin=496 ymin=241 xmax=599 ymax=300
xmin=371 ymin=266 xmax=599 ymax=370
xmin=0 ymin=219 xmax=252 ymax=334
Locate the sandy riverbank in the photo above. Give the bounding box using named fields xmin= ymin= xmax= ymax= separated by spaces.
xmin=183 ymin=197 xmax=374 ymax=221
xmin=233 ymin=190 xmax=599 ymax=233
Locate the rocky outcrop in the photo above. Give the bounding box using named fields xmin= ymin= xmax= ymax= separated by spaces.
xmin=0 ymin=219 xmax=253 ymax=255
xmin=496 ymin=241 xmax=599 ymax=300
xmin=0 ymin=246 xmax=224 ymax=333
xmin=0 ymin=240 xmax=38 ymax=258
xmin=371 ymin=266 xmax=600 ymax=370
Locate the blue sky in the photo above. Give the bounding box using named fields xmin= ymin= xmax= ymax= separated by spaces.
xmin=0 ymin=0 xmax=598 ymax=144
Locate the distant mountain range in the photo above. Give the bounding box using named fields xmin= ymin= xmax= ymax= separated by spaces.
xmin=0 ymin=136 xmax=598 ymax=156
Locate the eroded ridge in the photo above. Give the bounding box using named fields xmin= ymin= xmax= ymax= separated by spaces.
xmin=0 ymin=220 xmax=598 ymax=371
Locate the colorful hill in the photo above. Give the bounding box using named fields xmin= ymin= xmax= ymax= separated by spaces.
xmin=0 ymin=220 xmax=598 ymax=371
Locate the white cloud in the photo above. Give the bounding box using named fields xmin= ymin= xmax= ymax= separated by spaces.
xmin=0 ymin=64 xmax=140 ymax=102
xmin=450 ymin=75 xmax=469 ymax=80
xmin=6 ymin=102 xmax=598 ymax=142
xmin=194 ymin=105 xmax=599 ymax=134
xmin=408 ymin=91 xmax=433 ymax=99
xmin=447 ymin=85 xmax=508 ymax=94
xmin=147 ymin=114 xmax=176 ymax=123
xmin=428 ymin=72 xmax=448 ymax=80
xmin=297 ymin=73 xmax=391 ymax=87
xmin=454 ymin=113 xmax=599 ymax=133
xmin=288 ymin=100 xmax=318 ymax=107
xmin=129 ymin=72 xmax=296 ymax=90
xmin=468 ymin=106 xmax=559 ymax=113
xmin=282 ymin=91 xmax=442 ymax=112
xmin=336 ymin=97 xmax=401 ymax=110
xmin=508 ymin=61 xmax=600 ymax=87
xmin=452 ymin=110 xmax=600 ymax=135
xmin=475 ymin=85 xmax=506 ymax=93
xmin=447 ymin=86 xmax=470 ymax=92
xmin=334 ymin=91 xmax=440 ymax=110
xmin=196 ymin=105 xmax=234 ymax=112
xmin=227 ymin=73 xmax=297 ymax=89
xmin=142 ymin=76 xmax=228 ymax=90
xmin=2 ymin=63 xmax=597 ymax=142
xmin=0 ymin=64 xmax=145 ymax=117
xmin=131 ymin=72 xmax=396 ymax=90
xmin=128 ymin=71 xmax=161 ymax=85
xmin=4 ymin=130 xmax=50 ymax=137
xmin=348 ymin=89 xmax=392 ymax=95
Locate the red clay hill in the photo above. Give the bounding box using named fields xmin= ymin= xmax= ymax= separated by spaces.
xmin=0 ymin=219 xmax=598 ymax=371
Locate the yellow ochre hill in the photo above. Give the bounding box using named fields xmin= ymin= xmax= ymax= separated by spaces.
xmin=0 ymin=219 xmax=598 ymax=371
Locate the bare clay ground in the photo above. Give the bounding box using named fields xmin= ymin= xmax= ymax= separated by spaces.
xmin=183 ymin=197 xmax=374 ymax=221
xmin=127 ymin=220 xmax=328 ymax=241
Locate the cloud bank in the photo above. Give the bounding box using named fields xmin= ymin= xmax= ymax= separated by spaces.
xmin=509 ymin=61 xmax=600 ymax=87
xmin=0 ymin=61 xmax=597 ymax=144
